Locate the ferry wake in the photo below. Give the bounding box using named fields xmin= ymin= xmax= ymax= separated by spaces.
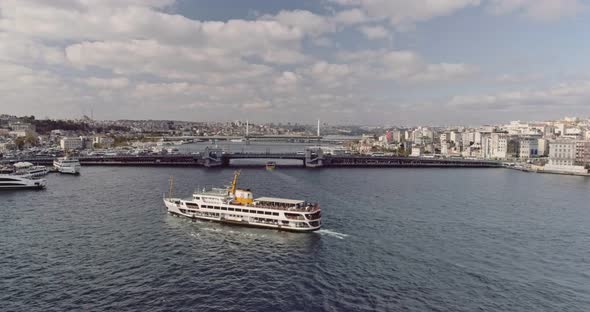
xmin=163 ymin=171 xmax=321 ymax=232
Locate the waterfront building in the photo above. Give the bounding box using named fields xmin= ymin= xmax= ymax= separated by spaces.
xmin=411 ymin=146 xmax=424 ymax=157
xmin=537 ymin=139 xmax=549 ymax=156
xmin=440 ymin=142 xmax=449 ymax=155
xmin=93 ymin=136 xmax=115 ymax=148
xmin=548 ymin=141 xmax=576 ymax=166
xmin=519 ymin=138 xmax=539 ymax=159
xmin=480 ymin=134 xmax=493 ymax=159
xmin=391 ymin=130 xmax=402 ymax=143
xmin=450 ymin=131 xmax=461 ymax=144
xmin=575 ymin=141 xmax=590 ymax=166
xmin=491 ymin=133 xmax=508 ymax=159
xmin=461 ymin=132 xmax=475 ymax=147
xmin=545 ymin=140 xmax=588 ymax=174
xmin=60 ymin=137 xmax=83 ymax=151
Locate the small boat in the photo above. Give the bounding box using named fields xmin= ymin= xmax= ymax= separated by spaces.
xmin=0 ymin=174 xmax=46 ymax=190
xmin=163 ymin=171 xmax=321 ymax=232
xmin=53 ymin=156 xmax=81 ymax=175
xmin=266 ymin=161 xmax=276 ymax=170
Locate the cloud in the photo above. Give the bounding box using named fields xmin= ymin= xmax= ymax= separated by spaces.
xmin=358 ymin=25 xmax=389 ymax=39
xmin=0 ymin=0 xmax=489 ymax=123
xmin=448 ymin=80 xmax=590 ymax=111
xmin=82 ymin=77 xmax=130 ymax=89
xmin=334 ymin=49 xmax=477 ymax=82
xmin=332 ymin=9 xmax=368 ymax=25
xmin=487 ymin=0 xmax=586 ymax=21
xmin=328 ymin=0 xmax=480 ymax=28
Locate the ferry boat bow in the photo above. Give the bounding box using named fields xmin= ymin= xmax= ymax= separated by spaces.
xmin=163 ymin=171 xmax=321 ymax=232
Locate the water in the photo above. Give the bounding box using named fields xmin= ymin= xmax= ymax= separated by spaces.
xmin=1 ymin=167 xmax=590 ymax=311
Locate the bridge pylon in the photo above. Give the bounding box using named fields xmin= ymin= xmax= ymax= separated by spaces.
xmin=304 ymin=147 xmax=324 ymax=168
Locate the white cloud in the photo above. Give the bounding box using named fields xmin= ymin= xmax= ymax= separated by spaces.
xmin=329 ymin=0 xmax=480 ymax=28
xmin=335 ymin=49 xmax=477 ymax=82
xmin=0 ymin=0 xmax=484 ymax=123
xmin=82 ymin=77 xmax=130 ymax=89
xmin=359 ymin=25 xmax=389 ymax=39
xmin=448 ymin=80 xmax=590 ymax=110
xmin=332 ymin=9 xmax=368 ymax=25
xmin=266 ymin=10 xmax=334 ymax=36
xmin=487 ymin=0 xmax=586 ymax=21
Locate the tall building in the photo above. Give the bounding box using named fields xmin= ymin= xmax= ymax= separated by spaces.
xmin=575 ymin=141 xmax=590 ymax=166
xmin=519 ymin=138 xmax=538 ymax=159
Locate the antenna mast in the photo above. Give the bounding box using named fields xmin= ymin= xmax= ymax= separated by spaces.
xmin=317 ymin=119 xmax=320 ymax=137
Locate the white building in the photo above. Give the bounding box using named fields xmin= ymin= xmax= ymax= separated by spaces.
xmin=450 ymin=131 xmax=461 ymax=144
xmin=548 ymin=141 xmax=576 ymax=166
xmin=491 ymin=133 xmax=508 ymax=159
xmin=93 ymin=136 xmax=115 ymax=148
xmin=410 ymin=146 xmax=423 ymax=157
xmin=60 ymin=137 xmax=83 ymax=151
xmin=545 ymin=140 xmax=588 ymax=174
xmin=537 ymin=139 xmax=549 ymax=156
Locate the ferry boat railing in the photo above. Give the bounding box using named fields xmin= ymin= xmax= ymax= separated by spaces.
xmin=230 ymin=202 xmax=320 ymax=213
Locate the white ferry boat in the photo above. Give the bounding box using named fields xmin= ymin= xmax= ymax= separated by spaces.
xmin=0 ymin=175 xmax=46 ymax=190
xmin=13 ymin=162 xmax=49 ymax=178
xmin=163 ymin=171 xmax=321 ymax=232
xmin=53 ymin=156 xmax=81 ymax=175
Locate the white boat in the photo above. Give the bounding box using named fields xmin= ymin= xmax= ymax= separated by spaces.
xmin=53 ymin=156 xmax=81 ymax=175
xmin=0 ymin=175 xmax=46 ymax=190
xmin=13 ymin=162 xmax=49 ymax=178
xmin=163 ymin=171 xmax=321 ymax=232
xmin=230 ymin=138 xmax=244 ymax=143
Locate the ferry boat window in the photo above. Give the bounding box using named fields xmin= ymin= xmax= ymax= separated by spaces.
xmin=235 ymin=208 xmax=241 ymax=212
xmin=221 ymin=207 xmax=227 ymax=210
xmin=264 ymin=211 xmax=271 ymax=215
xmin=194 ymin=197 xmax=200 ymax=200
xmin=257 ymin=211 xmax=264 ymax=215
xmin=272 ymin=212 xmax=279 ymax=216
xmin=228 ymin=208 xmax=235 ymax=211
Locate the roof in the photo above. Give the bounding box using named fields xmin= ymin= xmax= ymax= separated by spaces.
xmin=14 ymin=162 xmax=33 ymax=168
xmin=254 ymin=197 xmax=304 ymax=205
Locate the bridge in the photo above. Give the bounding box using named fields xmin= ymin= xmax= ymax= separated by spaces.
xmin=8 ymin=148 xmax=501 ymax=169
xmin=159 ymin=134 xmax=322 ymax=143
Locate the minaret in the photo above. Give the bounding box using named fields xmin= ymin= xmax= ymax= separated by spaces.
xmin=246 ymin=120 xmax=249 ymax=137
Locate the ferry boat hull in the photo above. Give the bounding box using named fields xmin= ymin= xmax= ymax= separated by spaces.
xmin=0 ymin=175 xmax=46 ymax=190
xmin=53 ymin=159 xmax=81 ymax=175
xmin=163 ymin=198 xmax=321 ymax=232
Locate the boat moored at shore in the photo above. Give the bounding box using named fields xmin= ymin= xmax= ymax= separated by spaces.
xmin=0 ymin=175 xmax=46 ymax=190
xmin=53 ymin=156 xmax=81 ymax=175
xmin=13 ymin=162 xmax=49 ymax=178
xmin=163 ymin=171 xmax=321 ymax=232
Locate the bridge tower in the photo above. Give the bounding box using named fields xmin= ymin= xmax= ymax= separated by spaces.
xmin=202 ymin=147 xmax=226 ymax=167
xmin=305 ymin=147 xmax=324 ymax=168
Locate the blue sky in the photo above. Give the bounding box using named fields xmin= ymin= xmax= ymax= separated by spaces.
xmin=1 ymin=0 xmax=589 ymax=125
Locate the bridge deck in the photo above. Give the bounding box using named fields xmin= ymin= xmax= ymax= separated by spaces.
xmin=6 ymin=153 xmax=502 ymax=168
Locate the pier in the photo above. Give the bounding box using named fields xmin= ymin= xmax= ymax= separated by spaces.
xmin=10 ymin=148 xmax=502 ymax=169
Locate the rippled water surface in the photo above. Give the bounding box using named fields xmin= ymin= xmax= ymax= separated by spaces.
xmin=1 ymin=166 xmax=590 ymax=311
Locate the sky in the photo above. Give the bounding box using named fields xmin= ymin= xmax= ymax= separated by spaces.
xmin=1 ymin=0 xmax=590 ymax=125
